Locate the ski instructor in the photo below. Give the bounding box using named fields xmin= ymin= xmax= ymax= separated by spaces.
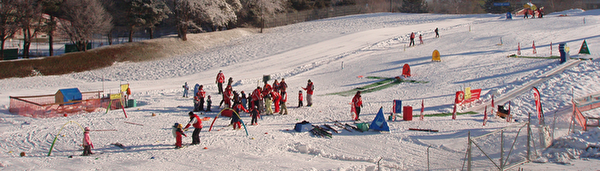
xmin=352 ymin=91 xmax=363 ymax=121
xmin=302 ymin=79 xmax=314 ymax=107
xmin=216 ymin=70 xmax=225 ymax=94
xmin=184 ymin=111 xmax=202 ymax=145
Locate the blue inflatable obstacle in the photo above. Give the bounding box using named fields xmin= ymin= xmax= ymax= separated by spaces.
xmin=370 ymin=107 xmax=390 ymax=132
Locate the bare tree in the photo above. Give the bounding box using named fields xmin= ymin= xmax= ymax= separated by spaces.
xmin=15 ymin=0 xmax=44 ymax=58
xmin=0 ymin=0 xmax=20 ymax=60
xmin=59 ymin=0 xmax=112 ymax=51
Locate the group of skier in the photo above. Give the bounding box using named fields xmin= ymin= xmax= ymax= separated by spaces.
xmin=408 ymin=28 xmax=439 ymax=47
xmin=172 ymin=70 xmax=319 ymax=148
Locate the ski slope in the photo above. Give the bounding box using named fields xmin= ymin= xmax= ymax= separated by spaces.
xmin=1 ymin=10 xmax=600 ymax=170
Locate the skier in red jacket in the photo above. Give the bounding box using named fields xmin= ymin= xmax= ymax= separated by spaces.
xmin=194 ymin=85 xmax=206 ymax=111
xmin=172 ymin=123 xmax=187 ymax=149
xmin=271 ymin=91 xmax=281 ymax=113
xmin=352 ymin=91 xmax=363 ymax=121
xmin=298 ymin=90 xmax=303 ymax=107
xmin=216 ymin=70 xmax=225 ymax=94
xmin=302 ymin=79 xmax=314 ymax=106
xmin=184 ymin=112 xmax=202 ymax=145
xmin=252 ymin=87 xmax=263 ymax=111
xmin=409 ymin=32 xmax=416 ymax=46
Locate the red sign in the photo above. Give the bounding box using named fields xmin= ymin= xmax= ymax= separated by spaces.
xmin=456 ymin=89 xmax=482 ymax=105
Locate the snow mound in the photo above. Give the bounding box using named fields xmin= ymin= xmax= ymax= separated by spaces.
xmin=540 ymin=128 xmax=600 ymax=164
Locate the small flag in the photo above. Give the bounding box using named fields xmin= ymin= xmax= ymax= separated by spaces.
xmin=483 ymin=106 xmax=488 ymax=126
xmin=420 ymin=99 xmax=424 ymax=120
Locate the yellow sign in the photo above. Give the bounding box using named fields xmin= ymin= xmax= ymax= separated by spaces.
xmin=464 ymin=87 xmax=472 ymax=100
xmin=120 ymin=84 xmax=129 ymax=93
xmin=432 ymin=50 xmax=441 ymax=61
xmin=110 ymin=93 xmax=122 ymax=100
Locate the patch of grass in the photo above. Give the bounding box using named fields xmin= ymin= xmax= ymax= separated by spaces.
xmin=326 ymin=76 xmax=429 ymax=96
xmin=396 ymin=111 xmax=478 ymax=118
xmin=507 ymin=54 xmax=592 ymax=60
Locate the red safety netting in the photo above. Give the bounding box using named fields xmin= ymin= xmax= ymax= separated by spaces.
xmin=9 ymin=91 xmax=122 ymax=118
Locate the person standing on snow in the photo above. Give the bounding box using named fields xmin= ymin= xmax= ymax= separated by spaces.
xmin=250 ymin=106 xmax=260 ymax=125
xmin=264 ymin=92 xmax=274 ymax=115
xmin=195 ymin=85 xmax=206 ymax=111
xmin=220 ymin=85 xmax=232 ymax=108
xmin=172 ymin=123 xmax=187 ymax=149
xmin=419 ymin=34 xmax=423 ymax=44
xmin=279 ymin=90 xmax=288 ymax=115
xmin=298 ymin=90 xmax=303 ymax=107
xmin=352 ymin=91 xmax=363 ymax=121
xmin=206 ymin=95 xmax=212 ymax=112
xmin=82 ymin=127 xmax=94 ymax=156
xmin=302 ymin=79 xmax=314 ymax=107
xmin=272 ymin=79 xmax=280 ymax=93
xmin=409 ymin=32 xmax=416 ymax=46
xmin=435 ymin=28 xmax=439 ymax=38
xmin=271 ymin=90 xmax=281 ymax=114
xmin=241 ymin=91 xmax=248 ymax=110
xmin=184 ymin=111 xmax=202 ymax=145
xmin=182 ymin=82 xmax=189 ymax=98
xmin=216 ymin=70 xmax=225 ymax=94
xmin=279 ymin=78 xmax=288 ymax=98
xmin=252 ymin=87 xmax=263 ymax=111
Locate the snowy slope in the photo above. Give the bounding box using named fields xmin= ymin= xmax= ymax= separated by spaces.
xmin=1 ymin=10 xmax=600 ymax=170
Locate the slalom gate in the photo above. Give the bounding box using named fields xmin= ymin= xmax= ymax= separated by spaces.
xmin=572 ymin=92 xmax=600 ymax=131
xmin=9 ymin=91 xmax=122 ymax=118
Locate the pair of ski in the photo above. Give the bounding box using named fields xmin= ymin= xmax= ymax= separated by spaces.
xmin=311 ymin=125 xmax=332 ymax=138
xmin=332 ymin=120 xmax=363 ymax=133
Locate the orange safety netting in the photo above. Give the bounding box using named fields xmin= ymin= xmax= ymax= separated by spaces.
xmin=9 ymin=91 xmax=123 ymax=118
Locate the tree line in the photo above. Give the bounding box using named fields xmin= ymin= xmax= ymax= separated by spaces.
xmin=1 ymin=0 xmax=595 ymax=60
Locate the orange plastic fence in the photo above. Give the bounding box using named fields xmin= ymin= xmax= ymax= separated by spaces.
xmin=9 ymin=91 xmax=122 ymax=118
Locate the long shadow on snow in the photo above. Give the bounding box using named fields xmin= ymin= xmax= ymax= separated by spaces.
xmin=453 ymin=62 xmax=548 ymax=84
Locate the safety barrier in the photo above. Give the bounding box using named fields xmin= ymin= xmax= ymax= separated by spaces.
xmin=9 ymin=91 xmax=121 ymax=118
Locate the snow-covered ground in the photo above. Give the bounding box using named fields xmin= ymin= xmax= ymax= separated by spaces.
xmin=1 ymin=9 xmax=600 ymax=170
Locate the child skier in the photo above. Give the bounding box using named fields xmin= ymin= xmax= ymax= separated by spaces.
xmin=298 ymin=90 xmax=303 ymax=107
xmin=264 ymin=93 xmax=273 ymax=115
xmin=419 ymin=34 xmax=423 ymax=44
xmin=205 ymin=95 xmax=212 ymax=112
xmin=250 ymin=106 xmax=260 ymax=125
xmin=184 ymin=111 xmax=202 ymax=145
xmin=231 ymin=104 xmax=247 ymax=129
xmin=172 ymin=123 xmax=187 ymax=149
xmin=82 ymin=127 xmax=94 ymax=156
xmin=182 ymin=82 xmax=189 ymax=98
